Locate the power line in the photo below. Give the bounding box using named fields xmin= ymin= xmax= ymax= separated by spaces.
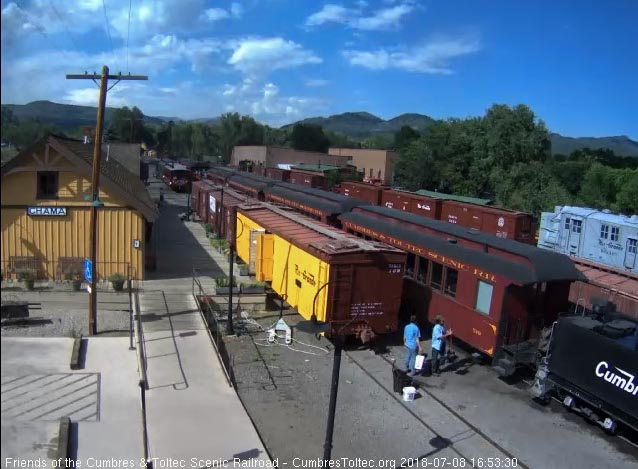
xmin=126 ymin=0 xmax=133 ymax=72
xmin=102 ymin=0 xmax=115 ymax=54
xmin=47 ymin=0 xmax=81 ymax=52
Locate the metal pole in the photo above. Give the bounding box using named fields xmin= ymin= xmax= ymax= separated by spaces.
xmin=88 ymin=65 xmax=109 ymax=336
xmin=226 ymin=246 xmax=234 ymax=335
xmin=128 ymin=265 xmax=134 ymax=350
xmin=219 ymin=188 xmax=224 ymax=238
xmin=323 ymin=336 xmax=342 ymax=463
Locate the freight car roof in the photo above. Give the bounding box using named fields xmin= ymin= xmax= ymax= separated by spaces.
xmin=265 ymin=186 xmax=366 ymax=213
xmin=238 ymin=204 xmax=401 ymax=256
xmin=265 ymin=186 xmax=343 ymax=215
xmin=340 ymin=211 xmax=584 ymax=284
xmin=228 ymin=174 xmax=274 ymax=191
xmin=414 ymin=189 xmax=493 ymax=205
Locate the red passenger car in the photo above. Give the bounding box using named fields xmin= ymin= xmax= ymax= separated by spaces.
xmin=339 ymin=207 xmax=584 ymax=374
xmin=162 ymin=162 xmax=191 ymax=192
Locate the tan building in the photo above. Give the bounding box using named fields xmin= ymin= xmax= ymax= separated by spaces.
xmin=231 ymin=146 xmax=351 ymax=169
xmin=1 ymin=135 xmax=158 ymax=281
xmin=329 ymin=148 xmax=397 ymax=184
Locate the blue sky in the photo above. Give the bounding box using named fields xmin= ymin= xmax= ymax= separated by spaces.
xmin=1 ymin=0 xmax=636 ymax=138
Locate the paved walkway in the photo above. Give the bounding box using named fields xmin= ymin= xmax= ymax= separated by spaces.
xmin=1 ymin=337 xmax=142 ymax=463
xmin=138 ymin=188 xmax=269 ymax=463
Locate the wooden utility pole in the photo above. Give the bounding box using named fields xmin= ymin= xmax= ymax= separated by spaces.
xmin=67 ymin=66 xmax=148 ymax=335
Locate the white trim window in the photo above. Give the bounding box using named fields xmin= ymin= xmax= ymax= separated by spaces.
xmin=475 ymin=281 xmax=493 ymax=315
xmin=600 ymin=224 xmax=609 ymax=239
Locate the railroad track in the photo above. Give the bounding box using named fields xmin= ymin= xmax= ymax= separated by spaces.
xmin=344 ymin=349 xmax=528 ymax=469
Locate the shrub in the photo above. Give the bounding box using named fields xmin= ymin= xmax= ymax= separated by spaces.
xmin=108 ymin=272 xmax=126 ymax=283
xmin=204 ymin=223 xmax=214 ymax=233
xmin=18 ymin=271 xmax=35 ymax=282
xmin=64 ymin=269 xmax=82 ymax=281
xmin=214 ymin=275 xmax=237 ymax=288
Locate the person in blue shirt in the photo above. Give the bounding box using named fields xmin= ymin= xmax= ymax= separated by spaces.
xmin=432 ymin=315 xmax=453 ymax=376
xmin=404 ymin=315 xmax=422 ymax=377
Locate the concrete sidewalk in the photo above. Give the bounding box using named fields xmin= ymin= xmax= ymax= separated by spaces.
xmin=1 ymin=337 xmax=142 ymax=463
xmin=139 ymin=217 xmax=269 ymax=463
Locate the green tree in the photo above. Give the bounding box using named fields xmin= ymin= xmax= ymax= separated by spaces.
xmin=290 ymin=123 xmax=330 ymax=152
xmin=491 ymin=161 xmax=572 ymax=216
xmin=394 ymin=139 xmax=440 ymax=191
xmin=578 ymin=163 xmax=618 ymax=209
xmin=394 ymin=125 xmax=420 ymax=149
xmin=613 ymin=169 xmax=638 ymax=214
xmin=325 ymin=129 xmax=359 ymax=148
xmin=362 ymin=134 xmax=392 ymax=149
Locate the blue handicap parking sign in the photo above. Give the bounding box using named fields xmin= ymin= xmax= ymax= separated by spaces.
xmin=84 ymin=258 xmax=93 ymax=282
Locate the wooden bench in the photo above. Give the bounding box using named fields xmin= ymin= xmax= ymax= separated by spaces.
xmin=7 ymin=256 xmax=39 ymax=279
xmin=56 ymin=257 xmax=85 ymax=280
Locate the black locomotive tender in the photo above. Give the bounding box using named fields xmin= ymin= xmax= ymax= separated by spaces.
xmin=531 ymin=300 xmax=638 ymax=434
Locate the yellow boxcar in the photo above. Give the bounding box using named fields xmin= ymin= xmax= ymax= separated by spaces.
xmin=236 ymin=205 xmax=407 ymax=337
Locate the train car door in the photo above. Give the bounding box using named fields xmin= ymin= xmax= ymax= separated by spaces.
xmin=248 ymin=229 xmax=265 ymax=274
xmin=567 ymin=218 xmax=583 ymax=255
xmin=625 ymin=238 xmax=637 ymax=270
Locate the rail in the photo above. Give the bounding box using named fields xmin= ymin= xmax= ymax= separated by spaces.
xmin=192 ymin=268 xmax=234 ymax=387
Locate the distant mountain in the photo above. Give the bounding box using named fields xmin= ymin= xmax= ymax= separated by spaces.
xmin=3 ymin=100 xmax=167 ymax=130
xmin=282 ymin=111 xmax=435 ymax=140
xmin=4 ymin=101 xmax=636 ymax=156
xmin=549 ymin=133 xmax=638 ymax=157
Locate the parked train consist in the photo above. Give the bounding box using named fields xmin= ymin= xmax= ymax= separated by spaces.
xmin=531 ymin=311 xmax=638 ymax=433
xmin=196 ymin=164 xmax=637 ymax=437
xmin=234 ymin=204 xmax=406 ymax=338
xmin=538 ymin=205 xmax=638 ymax=273
xmin=161 ymin=161 xmax=191 ymax=192
xmin=341 ymin=181 xmax=536 ymax=244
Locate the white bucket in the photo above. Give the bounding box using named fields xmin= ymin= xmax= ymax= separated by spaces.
xmin=402 ymin=386 xmax=416 ymax=402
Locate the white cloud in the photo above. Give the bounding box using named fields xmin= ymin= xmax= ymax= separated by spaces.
xmin=343 ymin=38 xmax=480 ymax=73
xmin=353 ymin=4 xmax=414 ymax=31
xmin=304 ymin=1 xmax=415 ymax=30
xmin=64 ymin=86 xmax=129 ymax=107
xmin=305 ymin=4 xmax=356 ymax=27
xmin=203 ymin=8 xmax=230 ymax=22
xmin=228 ymin=38 xmax=322 ymax=75
xmin=305 ymin=78 xmax=330 ymax=87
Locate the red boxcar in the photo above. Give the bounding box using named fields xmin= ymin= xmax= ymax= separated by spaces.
xmin=207 ymin=187 xmax=248 ymax=240
xmin=290 ymin=169 xmax=327 ymax=189
xmin=381 ymin=190 xmax=442 ymax=220
xmin=441 ymin=201 xmax=535 ymax=244
xmin=191 ymin=180 xmax=218 ymax=222
xmin=341 ymin=181 xmax=386 ymax=206
xmin=265 ymin=167 xmax=291 ymax=182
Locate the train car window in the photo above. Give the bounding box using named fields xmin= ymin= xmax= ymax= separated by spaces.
xmin=600 ymin=224 xmax=609 ymax=239
xmin=571 ymin=219 xmax=582 ymax=233
xmin=629 ymin=239 xmax=637 ymax=254
xmin=405 ymin=253 xmax=416 ymax=277
xmin=611 ymin=226 xmax=620 ymax=241
xmin=430 ymin=262 xmax=443 ymax=290
xmin=416 ymin=257 xmax=428 ymax=283
xmin=475 ymin=281 xmax=493 ymax=315
xmin=564 ymin=217 xmax=570 ymax=230
xmin=444 ymin=268 xmax=458 ymax=297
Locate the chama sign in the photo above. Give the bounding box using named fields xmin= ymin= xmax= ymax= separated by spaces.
xmin=27 ymin=207 xmax=67 ymax=216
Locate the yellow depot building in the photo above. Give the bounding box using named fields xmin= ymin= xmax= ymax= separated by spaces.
xmin=1 ymin=134 xmax=158 ymax=281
